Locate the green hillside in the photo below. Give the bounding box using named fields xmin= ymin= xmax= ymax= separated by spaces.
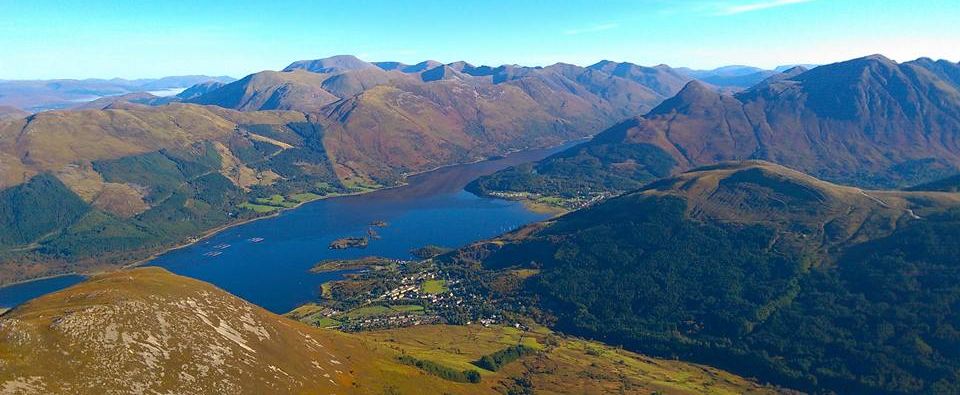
xmin=447 ymin=161 xmax=960 ymax=393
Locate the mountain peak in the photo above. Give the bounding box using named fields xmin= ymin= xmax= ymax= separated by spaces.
xmin=671 ymin=80 xmax=715 ymax=100
xmin=859 ymin=53 xmax=895 ymax=63
xmin=282 ymin=55 xmax=376 ymax=73
xmin=780 ymin=65 xmax=809 ymax=75
xmin=647 ymin=80 xmax=721 ymax=115
xmin=587 ymin=60 xmax=617 ymax=70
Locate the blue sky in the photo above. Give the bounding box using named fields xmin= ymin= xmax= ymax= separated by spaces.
xmin=0 ymin=0 xmax=957 ymax=79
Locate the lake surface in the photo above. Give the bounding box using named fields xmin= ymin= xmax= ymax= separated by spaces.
xmin=146 ymin=142 xmax=579 ymax=313
xmin=0 ymin=275 xmax=86 ymax=308
xmin=0 ymin=141 xmax=579 ymax=312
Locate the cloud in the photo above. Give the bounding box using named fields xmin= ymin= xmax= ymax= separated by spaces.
xmin=718 ymin=0 xmax=813 ymax=15
xmin=564 ymin=23 xmax=620 ymax=36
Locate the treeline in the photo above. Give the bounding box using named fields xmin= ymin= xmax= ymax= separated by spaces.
xmin=474 ymin=345 xmax=536 ymax=371
xmin=396 ymin=355 xmax=481 ymax=383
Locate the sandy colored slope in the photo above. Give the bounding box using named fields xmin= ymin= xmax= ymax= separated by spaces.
xmin=0 ymin=267 xmax=468 ymax=394
xmin=0 ymin=104 xmax=305 ymax=189
xmin=0 ymin=267 xmax=782 ymax=394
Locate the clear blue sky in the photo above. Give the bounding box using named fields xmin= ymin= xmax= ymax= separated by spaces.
xmin=0 ymin=0 xmax=957 ymax=79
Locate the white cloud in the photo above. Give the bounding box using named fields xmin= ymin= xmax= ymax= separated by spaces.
xmin=564 ymin=23 xmax=620 ymax=36
xmin=718 ymin=0 xmax=813 ymax=15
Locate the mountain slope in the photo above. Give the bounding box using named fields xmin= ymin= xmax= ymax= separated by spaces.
xmin=588 ymin=61 xmax=693 ymax=97
xmin=188 ymin=70 xmax=340 ymax=112
xmin=0 ymin=267 xmax=482 ymax=394
xmin=450 ymin=161 xmax=960 ymax=394
xmin=0 ymin=104 xmax=353 ymax=284
xmin=0 ymin=267 xmax=779 ymax=394
xmin=471 ymin=55 xmax=960 ymax=202
xmin=187 ymin=56 xmax=702 ymax=184
xmin=0 ymin=106 xmax=28 ymax=122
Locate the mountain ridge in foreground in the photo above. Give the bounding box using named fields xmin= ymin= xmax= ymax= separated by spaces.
xmin=0 ymin=266 xmax=780 ymax=394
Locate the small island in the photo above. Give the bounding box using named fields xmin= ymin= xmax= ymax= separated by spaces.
xmin=328 ymin=237 xmax=369 ymax=250
xmin=369 ymin=220 xmax=388 ymax=227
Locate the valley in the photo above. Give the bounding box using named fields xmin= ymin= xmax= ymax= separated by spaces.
xmin=1 ymin=23 xmax=959 ymax=392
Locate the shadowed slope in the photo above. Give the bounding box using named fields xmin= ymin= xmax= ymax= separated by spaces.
xmin=452 ymin=161 xmax=960 ymax=394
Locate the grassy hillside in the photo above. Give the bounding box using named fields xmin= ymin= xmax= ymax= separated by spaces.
xmin=448 ymin=161 xmax=960 ymax=393
xmin=0 ymin=105 xmax=353 ymax=284
xmin=365 ymin=324 xmax=779 ymax=394
xmin=0 ymin=267 xmax=780 ymax=394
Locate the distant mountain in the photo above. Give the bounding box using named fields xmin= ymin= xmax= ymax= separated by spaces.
xmin=0 ymin=266 xmax=777 ymax=394
xmin=189 ymin=70 xmax=340 ymax=112
xmin=187 ymin=55 xmax=694 ymax=183
xmin=282 ymin=54 xmax=378 ymax=73
xmin=587 ymin=60 xmax=692 ymax=97
xmin=0 ymin=75 xmax=235 ymax=112
xmin=676 ymin=65 xmax=777 ymax=90
xmin=471 ymin=55 xmax=960 ymax=201
xmin=175 ymin=80 xmax=227 ymax=100
xmin=453 ymin=161 xmax=960 ymax=393
xmin=69 ymin=92 xmax=171 ymax=110
xmin=907 ymin=57 xmax=960 ymax=88
xmin=774 ymin=64 xmax=818 ymax=73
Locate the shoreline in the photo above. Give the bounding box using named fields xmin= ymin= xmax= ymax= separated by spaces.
xmin=0 ymin=272 xmax=87 ymax=290
xmin=0 ymin=137 xmax=589 ymax=293
xmin=127 ymin=136 xmax=589 ymax=269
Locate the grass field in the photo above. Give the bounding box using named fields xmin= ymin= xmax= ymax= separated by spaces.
xmin=362 ymin=324 xmax=778 ymax=394
xmin=421 ymin=279 xmax=448 ymax=294
xmin=254 ymin=194 xmax=299 ymax=208
xmin=240 ymin=192 xmax=325 ymax=213
xmin=345 ymin=304 xmax=424 ymax=319
xmin=238 ymin=202 xmax=280 ymax=213
xmin=288 ymin=192 xmax=322 ymax=203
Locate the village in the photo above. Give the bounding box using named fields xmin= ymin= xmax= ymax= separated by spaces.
xmin=286 ymin=257 xmax=512 ymax=332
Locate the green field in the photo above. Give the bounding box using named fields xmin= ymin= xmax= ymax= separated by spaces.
xmin=239 ymin=202 xmax=280 ymax=213
xmin=254 ymin=194 xmax=298 ymax=208
xmin=421 ymin=279 xmax=448 ymax=294
xmin=288 ymin=192 xmax=322 ymax=203
xmin=345 ymin=304 xmax=424 ymax=319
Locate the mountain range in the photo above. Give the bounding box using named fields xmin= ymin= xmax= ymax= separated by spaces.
xmin=0 ymin=55 xmax=710 ymax=284
xmin=470 ymin=55 xmax=960 ymax=203
xmin=3 ymin=52 xmax=960 ymax=393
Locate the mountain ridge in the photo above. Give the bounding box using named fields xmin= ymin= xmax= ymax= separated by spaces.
xmin=469 ymin=55 xmax=960 ymax=205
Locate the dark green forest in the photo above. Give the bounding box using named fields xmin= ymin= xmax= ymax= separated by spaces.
xmin=470 ymin=194 xmax=960 ymax=394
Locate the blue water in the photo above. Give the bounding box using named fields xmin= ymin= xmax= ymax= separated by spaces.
xmin=0 ymin=275 xmax=86 ymax=308
xmin=146 ymin=143 xmax=576 ymax=313
xmin=0 ymin=141 xmax=579 ymax=313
